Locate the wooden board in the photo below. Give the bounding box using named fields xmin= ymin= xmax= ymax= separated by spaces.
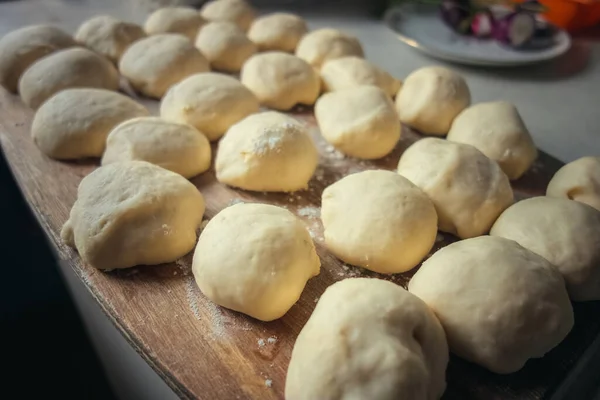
xmin=1 ymin=88 xmax=600 ymax=400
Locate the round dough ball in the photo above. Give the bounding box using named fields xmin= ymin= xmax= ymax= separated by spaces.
xmin=447 ymin=101 xmax=537 ymax=180
xmin=398 ymin=138 xmax=513 ymax=239
xmin=194 ymin=21 xmax=256 ymax=72
xmin=396 ymin=66 xmax=470 ymax=136
xmin=408 ymin=236 xmax=574 ymax=374
xmin=31 ymin=88 xmax=149 ymax=159
xmin=61 ymin=161 xmax=205 ymax=270
xmin=199 ymin=0 xmax=255 ymax=31
xmin=247 ymin=12 xmax=308 ymax=52
xmin=295 ymin=28 xmax=364 ymax=69
xmin=286 ymin=278 xmax=448 ymax=400
xmin=491 ymin=196 xmax=600 ymax=301
xmin=322 ymin=170 xmax=437 ymax=273
xmin=102 ymin=117 xmax=211 ymax=178
xmin=18 ymin=47 xmax=120 ymax=109
xmin=216 ymin=111 xmax=318 ymax=192
xmin=547 ymin=156 xmax=600 ymax=211
xmin=320 ymin=56 xmax=401 ymax=98
xmin=0 ymin=25 xmax=76 ymax=93
xmin=144 ymin=6 xmax=205 ymax=40
xmin=192 ymin=203 xmax=320 ymax=321
xmin=240 ymin=52 xmax=320 ymax=110
xmin=119 ymin=34 xmax=209 ymax=99
xmin=315 ymin=86 xmax=400 ymax=159
xmin=160 ymin=72 xmax=259 ymax=141
xmin=75 ymin=15 xmax=146 ymax=63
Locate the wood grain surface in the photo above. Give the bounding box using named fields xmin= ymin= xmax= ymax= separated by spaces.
xmin=1 ymin=88 xmax=600 ymax=400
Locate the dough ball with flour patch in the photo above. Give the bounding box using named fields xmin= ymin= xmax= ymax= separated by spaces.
xmin=61 ymin=161 xmax=205 ymax=270
xmin=160 ymin=72 xmax=259 ymax=141
xmin=409 ymin=236 xmax=574 ymax=374
xmin=200 ymin=0 xmax=255 ymax=31
xmin=31 ymin=88 xmax=148 ymax=159
xmin=295 ymin=28 xmax=364 ymax=69
xmin=194 ymin=21 xmax=256 ymax=72
xmin=247 ymin=12 xmax=308 ymax=52
xmin=75 ymin=15 xmax=146 ymax=63
xmin=144 ymin=6 xmax=206 ymax=40
xmin=321 ymin=170 xmax=438 ymax=273
xmin=119 ymin=34 xmax=209 ymax=99
xmin=0 ymin=25 xmax=76 ymax=93
xmin=216 ymin=111 xmax=318 ymax=192
xmin=398 ymin=138 xmax=513 ymax=239
xmin=315 ymin=86 xmax=400 ymax=159
xmin=192 ymin=203 xmax=320 ymax=321
xmin=396 ymin=66 xmax=470 ymax=136
xmin=286 ymin=278 xmax=449 ymax=400
xmin=240 ymin=52 xmax=320 ymax=110
xmin=18 ymin=48 xmax=120 ymax=109
xmin=547 ymin=157 xmax=600 ymax=210
xmin=491 ymin=197 xmax=600 ymax=301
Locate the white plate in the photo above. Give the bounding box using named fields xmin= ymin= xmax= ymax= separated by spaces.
xmin=384 ymin=4 xmax=571 ymax=66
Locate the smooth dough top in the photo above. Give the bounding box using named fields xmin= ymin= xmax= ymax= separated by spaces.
xmin=295 ymin=28 xmax=364 ymax=69
xmin=144 ymin=6 xmax=206 ymax=40
xmin=200 ymin=0 xmax=256 ymax=31
xmin=194 ymin=21 xmax=256 ymax=72
xmin=247 ymin=12 xmax=308 ymax=52
xmin=547 ymin=156 xmax=600 ymax=211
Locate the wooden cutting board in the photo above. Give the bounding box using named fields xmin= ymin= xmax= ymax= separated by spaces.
xmin=1 ymin=88 xmax=599 ymax=400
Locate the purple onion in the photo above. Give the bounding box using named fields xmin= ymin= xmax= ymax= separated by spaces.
xmin=493 ymin=11 xmax=536 ymax=48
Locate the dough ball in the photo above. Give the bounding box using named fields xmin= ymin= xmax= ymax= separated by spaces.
xmin=491 ymin=196 xmax=600 ymax=301
xmin=75 ymin=15 xmax=146 ymax=63
xmin=31 ymin=88 xmax=149 ymax=159
xmin=192 ymin=203 xmax=320 ymax=321
xmin=144 ymin=6 xmax=205 ymax=40
xmin=194 ymin=21 xmax=256 ymax=72
xmin=199 ymin=0 xmax=255 ymax=31
xmin=408 ymin=236 xmax=574 ymax=374
xmin=18 ymin=48 xmax=120 ymax=109
xmin=447 ymin=101 xmax=537 ymax=180
xmin=320 ymin=56 xmax=401 ymax=98
xmin=240 ymin=52 xmax=320 ymax=110
xmin=295 ymin=28 xmax=364 ymax=69
xmin=160 ymin=72 xmax=259 ymax=141
xmin=119 ymin=34 xmax=209 ymax=99
xmin=322 ymin=170 xmax=437 ymax=273
xmin=247 ymin=12 xmax=308 ymax=52
xmin=216 ymin=111 xmax=318 ymax=192
xmin=398 ymin=138 xmax=513 ymax=239
xmin=316 ymin=86 xmax=400 ymax=159
xmin=547 ymin=156 xmax=600 ymax=211
xmin=0 ymin=25 xmax=76 ymax=93
xmin=286 ymin=278 xmax=448 ymax=400
xmin=61 ymin=161 xmax=205 ymax=270
xmin=396 ymin=66 xmax=470 ymax=136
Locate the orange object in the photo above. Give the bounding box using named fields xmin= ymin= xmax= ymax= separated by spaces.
xmin=536 ymin=0 xmax=600 ymax=31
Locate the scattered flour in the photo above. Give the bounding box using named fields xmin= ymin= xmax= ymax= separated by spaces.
xmin=185 ymin=276 xmax=201 ymax=320
xmin=297 ymin=206 xmax=320 ymax=219
xmin=258 ymin=338 xmax=266 ymax=347
xmin=265 ymin=379 xmax=273 ymax=388
xmin=267 ymin=336 xmax=277 ymax=344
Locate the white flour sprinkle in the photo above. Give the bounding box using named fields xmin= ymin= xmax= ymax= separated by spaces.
xmin=265 ymin=379 xmax=273 ymax=388
xmin=267 ymin=336 xmax=277 ymax=344
xmin=258 ymin=338 xmax=266 ymax=347
xmin=228 ymin=198 xmax=244 ymax=207
xmin=206 ymin=300 xmax=225 ymax=338
xmin=185 ymin=276 xmax=201 ymax=320
xmin=297 ymin=206 xmax=320 ymax=219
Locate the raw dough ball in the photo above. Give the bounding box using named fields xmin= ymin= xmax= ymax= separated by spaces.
xmin=61 ymin=161 xmax=205 ymax=270
xmin=408 ymin=236 xmax=574 ymax=374
xmin=321 ymin=170 xmax=437 ymax=273
xmin=315 ymin=86 xmax=400 ymax=159
xmin=295 ymin=28 xmax=364 ymax=69
xmin=216 ymin=111 xmax=318 ymax=192
xmin=447 ymin=101 xmax=537 ymax=180
xmin=31 ymin=88 xmax=149 ymax=159
xmin=547 ymin=156 xmax=600 ymax=211
xmin=199 ymin=0 xmax=255 ymax=31
xmin=491 ymin=196 xmax=600 ymax=301
xmin=102 ymin=117 xmax=211 ymax=178
xmin=160 ymin=72 xmax=259 ymax=141
xmin=18 ymin=48 xmax=120 ymax=109
xmin=144 ymin=6 xmax=205 ymax=40
xmin=194 ymin=21 xmax=256 ymax=72
xmin=320 ymin=56 xmax=401 ymax=98
xmin=0 ymin=25 xmax=76 ymax=93
xmin=192 ymin=203 xmax=320 ymax=321
xmin=396 ymin=66 xmax=470 ymax=136
xmin=75 ymin=15 xmax=146 ymax=63
xmin=119 ymin=34 xmax=209 ymax=99
xmin=398 ymin=138 xmax=513 ymax=239
xmin=247 ymin=12 xmax=308 ymax=52
xmin=286 ymin=278 xmax=448 ymax=400
xmin=240 ymin=52 xmax=320 ymax=110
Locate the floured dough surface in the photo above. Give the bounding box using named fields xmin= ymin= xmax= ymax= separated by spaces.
xmin=247 ymin=12 xmax=308 ymax=52
xmin=194 ymin=21 xmax=256 ymax=72
xmin=295 ymin=28 xmax=364 ymax=69
xmin=144 ymin=6 xmax=206 ymax=40
xmin=546 ymin=156 xmax=600 ymax=211
xmin=200 ymin=0 xmax=256 ymax=31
